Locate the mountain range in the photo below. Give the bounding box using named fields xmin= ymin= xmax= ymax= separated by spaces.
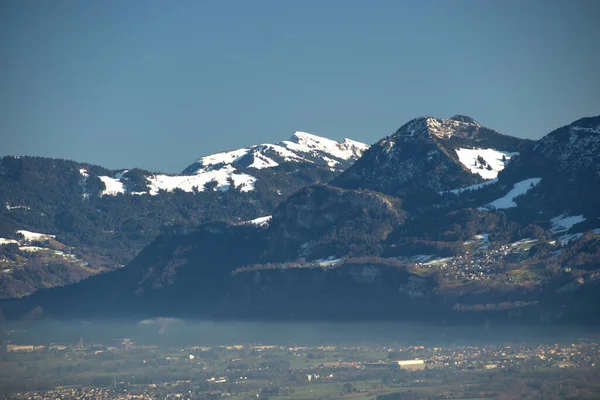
xmin=0 ymin=132 xmax=367 ymax=298
xmin=2 ymin=115 xmax=600 ymax=325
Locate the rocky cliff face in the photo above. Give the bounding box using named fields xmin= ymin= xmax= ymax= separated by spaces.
xmin=533 ymin=116 xmax=600 ymax=175
xmin=264 ymin=185 xmax=404 ymax=260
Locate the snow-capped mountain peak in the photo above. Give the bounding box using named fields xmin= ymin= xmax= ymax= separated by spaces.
xmin=185 ymin=131 xmax=369 ymax=175
xmin=88 ymin=131 xmax=368 ymax=198
xmin=393 ymin=115 xmax=483 ymax=141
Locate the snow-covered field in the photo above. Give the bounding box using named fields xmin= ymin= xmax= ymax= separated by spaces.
xmin=455 ymin=148 xmax=518 ymax=180
xmin=98 ymin=176 xmax=126 ymax=196
xmin=480 ymin=178 xmax=542 ymax=210
xmin=147 ymin=166 xmax=256 ymax=195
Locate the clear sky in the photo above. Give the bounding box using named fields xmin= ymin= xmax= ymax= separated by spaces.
xmin=1 ymin=0 xmax=599 ymax=173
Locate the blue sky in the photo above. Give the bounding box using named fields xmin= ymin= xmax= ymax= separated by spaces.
xmin=1 ymin=0 xmax=599 ymax=173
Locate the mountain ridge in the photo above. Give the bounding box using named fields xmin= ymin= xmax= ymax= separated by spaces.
xmin=2 ymin=115 xmax=599 ymax=325
xmin=0 ymin=131 xmax=368 ymax=298
xmin=182 ymin=131 xmax=368 ymax=175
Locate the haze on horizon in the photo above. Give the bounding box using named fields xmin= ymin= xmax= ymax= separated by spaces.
xmin=1 ymin=0 xmax=599 ymax=173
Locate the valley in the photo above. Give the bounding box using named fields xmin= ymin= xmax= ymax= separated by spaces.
xmin=2 ymin=321 xmax=600 ymax=399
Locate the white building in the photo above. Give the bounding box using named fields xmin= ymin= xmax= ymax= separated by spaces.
xmin=396 ymin=359 xmax=425 ymax=370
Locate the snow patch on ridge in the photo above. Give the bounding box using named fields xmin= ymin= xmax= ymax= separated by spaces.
xmin=198 ymin=148 xmax=251 ymax=168
xmin=282 ymin=132 xmax=368 ymax=162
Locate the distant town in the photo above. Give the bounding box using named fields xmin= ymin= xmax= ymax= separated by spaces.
xmin=2 ymin=330 xmax=600 ymax=399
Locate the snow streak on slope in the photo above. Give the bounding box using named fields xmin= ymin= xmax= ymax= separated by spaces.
xmin=5 ymin=203 xmax=30 ymax=211
xmin=19 ymin=246 xmax=46 ymax=252
xmin=246 ymin=151 xmax=281 ymax=169
xmin=455 ymin=148 xmax=518 ymax=179
xmin=79 ymin=168 xmax=91 ymax=199
xmin=480 ymin=178 xmax=542 ymax=210
xmin=444 ymin=179 xmax=499 ymax=195
xmin=16 ymin=230 xmax=56 ymax=241
xmin=550 ymin=215 xmax=586 ymax=234
xmin=244 ymin=215 xmax=272 ymax=227
xmin=558 ymin=233 xmax=584 ymax=245
xmin=98 ymin=176 xmax=126 ymax=196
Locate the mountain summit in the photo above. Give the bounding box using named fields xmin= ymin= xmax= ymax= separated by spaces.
xmin=183 ymin=131 xmax=368 ymax=175
xmin=332 ymin=116 xmax=533 ymax=197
